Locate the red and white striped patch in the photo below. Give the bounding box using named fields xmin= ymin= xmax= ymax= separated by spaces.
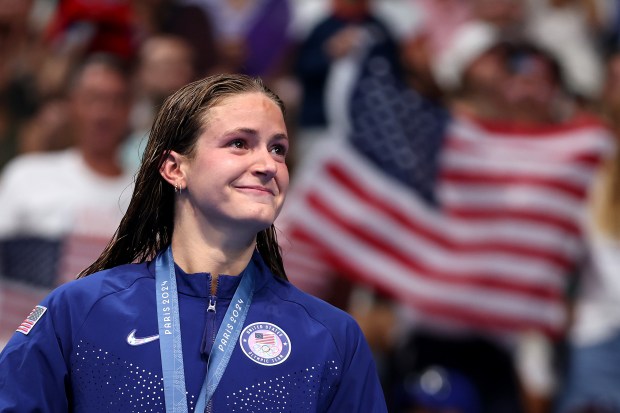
xmin=16 ymin=305 xmax=47 ymax=335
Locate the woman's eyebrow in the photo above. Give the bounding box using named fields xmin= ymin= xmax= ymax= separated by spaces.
xmin=225 ymin=127 xmax=288 ymax=141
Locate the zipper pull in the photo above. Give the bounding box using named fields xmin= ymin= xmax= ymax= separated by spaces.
xmin=207 ymin=298 xmax=216 ymax=313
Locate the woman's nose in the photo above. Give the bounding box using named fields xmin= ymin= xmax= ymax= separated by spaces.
xmin=253 ymin=147 xmax=278 ymax=176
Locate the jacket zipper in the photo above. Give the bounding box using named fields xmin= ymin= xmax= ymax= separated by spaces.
xmin=204 ymin=275 xmax=219 ymax=413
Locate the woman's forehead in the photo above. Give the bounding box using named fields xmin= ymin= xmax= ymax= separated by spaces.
xmin=200 ymin=92 xmax=282 ymax=123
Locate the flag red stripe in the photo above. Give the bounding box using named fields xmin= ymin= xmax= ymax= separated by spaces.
xmin=306 ymin=191 xmax=563 ymax=301
xmin=291 ymin=227 xmax=562 ymax=337
xmin=326 ymin=162 xmax=574 ymax=270
xmin=457 ymin=113 xmax=608 ymax=136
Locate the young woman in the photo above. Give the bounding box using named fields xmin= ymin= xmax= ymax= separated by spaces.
xmin=0 ymin=74 xmax=387 ymax=412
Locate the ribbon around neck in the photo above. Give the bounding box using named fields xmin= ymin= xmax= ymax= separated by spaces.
xmin=155 ymin=246 xmax=255 ymax=413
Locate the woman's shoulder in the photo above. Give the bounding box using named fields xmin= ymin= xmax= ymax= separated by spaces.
xmin=48 ymin=262 xmax=153 ymax=309
xmin=263 ymin=279 xmax=374 ymax=370
xmin=265 ymin=277 xmax=363 ymax=336
xmin=1 ymin=262 xmax=154 ymax=354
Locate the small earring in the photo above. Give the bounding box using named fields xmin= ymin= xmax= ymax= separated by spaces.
xmin=174 ymin=183 xmax=180 ymax=193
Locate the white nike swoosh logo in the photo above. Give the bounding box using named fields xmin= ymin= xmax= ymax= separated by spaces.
xmin=127 ymin=329 xmax=160 ymax=346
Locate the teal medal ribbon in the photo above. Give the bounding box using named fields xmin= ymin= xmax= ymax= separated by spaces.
xmin=155 ymin=245 xmax=255 ymax=413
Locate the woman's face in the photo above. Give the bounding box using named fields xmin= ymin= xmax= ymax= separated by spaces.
xmin=181 ymin=92 xmax=289 ymax=235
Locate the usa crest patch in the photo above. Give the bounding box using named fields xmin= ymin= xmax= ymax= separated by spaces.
xmin=240 ymin=322 xmax=291 ymax=366
xmin=17 ymin=305 xmax=47 ymax=335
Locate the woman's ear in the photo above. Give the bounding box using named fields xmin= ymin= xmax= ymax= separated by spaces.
xmin=159 ymin=150 xmax=186 ymax=188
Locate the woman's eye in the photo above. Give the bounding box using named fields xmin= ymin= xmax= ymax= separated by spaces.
xmin=229 ymin=139 xmax=246 ymax=149
xmin=271 ymin=144 xmax=288 ymax=157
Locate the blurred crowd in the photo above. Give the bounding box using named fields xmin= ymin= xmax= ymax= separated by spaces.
xmin=1 ymin=0 xmax=620 ymax=412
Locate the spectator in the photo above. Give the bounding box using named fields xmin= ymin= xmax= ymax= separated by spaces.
xmin=434 ymin=25 xmax=611 ymax=413
xmin=122 ymin=34 xmax=197 ymax=173
xmin=432 ymin=20 xmax=513 ymax=120
xmin=293 ymin=0 xmax=400 ymax=164
xmin=16 ymin=95 xmax=72 ymax=156
xmin=130 ymin=0 xmax=218 ymax=77
xmin=191 ymin=0 xmax=293 ymax=79
xmin=386 ymin=332 xmax=521 ymax=413
xmin=554 ymin=50 xmax=620 ymax=413
xmin=398 ymin=0 xmax=472 ymax=101
xmin=503 ymin=42 xmax=572 ymax=124
xmin=0 ymin=0 xmax=41 ymax=170
xmin=43 ymin=0 xmax=217 ymax=83
xmin=0 ymin=53 xmax=134 ymax=291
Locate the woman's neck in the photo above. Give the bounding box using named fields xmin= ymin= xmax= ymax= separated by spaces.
xmin=170 ymin=228 xmax=255 ymax=278
xmin=171 ymin=232 xmax=255 ymax=296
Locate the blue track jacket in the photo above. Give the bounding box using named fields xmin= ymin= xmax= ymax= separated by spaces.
xmin=0 ymin=250 xmax=387 ymax=412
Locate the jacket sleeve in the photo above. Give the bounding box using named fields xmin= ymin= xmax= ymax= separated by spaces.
xmin=0 ymin=296 xmax=70 ymax=412
xmin=324 ymin=319 xmax=388 ymax=412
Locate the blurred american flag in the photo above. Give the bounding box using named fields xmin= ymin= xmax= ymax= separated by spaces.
xmin=278 ymin=52 xmax=615 ymax=337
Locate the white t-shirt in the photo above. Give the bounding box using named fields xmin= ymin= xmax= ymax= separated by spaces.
xmin=0 ymin=149 xmax=134 ymax=284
